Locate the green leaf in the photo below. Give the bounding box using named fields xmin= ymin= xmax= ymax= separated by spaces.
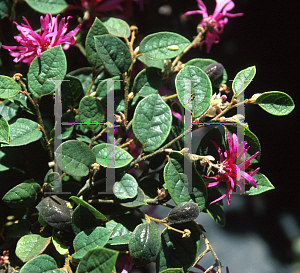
xmin=244 ymin=172 xmax=274 ymax=195
xmin=129 ymin=221 xmax=161 ymax=266
xmin=0 ymin=0 xmax=12 ymax=19
xmin=36 ymin=195 xmax=73 ymax=231
xmin=197 ymin=126 xmax=225 ymax=166
xmin=68 ymin=67 xmax=104 ymax=93
xmin=77 ymin=247 xmax=118 ymax=273
xmin=72 ymin=227 xmax=112 ymax=259
xmin=233 ymin=66 xmax=256 ymax=97
xmin=54 ymin=140 xmax=96 ymax=177
xmin=0 ymin=115 xmax=9 ymax=144
xmin=131 ymin=67 xmax=162 ymax=105
xmin=106 ymin=214 xmax=143 ymax=246
xmin=28 ymin=46 xmax=67 ymax=98
xmin=2 ymin=180 xmax=41 ymax=209
xmin=85 ymin=18 xmax=108 ymax=70
xmin=1 ymin=118 xmax=42 ymax=147
xmin=255 ymin=91 xmax=294 ymax=116
xmin=159 ymin=269 xmax=184 ymax=273
xmin=163 ymin=152 xmax=207 ymax=211
xmin=167 ymin=202 xmax=200 ymax=224
xmin=5 ymin=219 xmax=32 ymax=238
xmin=119 ymin=187 xmax=147 ymax=207
xmin=156 ymin=221 xmax=200 ymax=272
xmin=78 ymin=96 xmax=104 ymax=133
xmin=137 ymin=55 xmax=165 ymax=70
xmin=19 ymin=254 xmax=64 ymax=273
xmin=95 ymin=76 xmax=122 ymax=98
xmin=71 ymin=205 xmax=99 ymax=235
xmin=132 ymin=94 xmax=172 ymax=152
xmin=52 ymin=230 xmax=69 ymax=255
xmin=69 ymin=196 xmax=106 ymax=220
xmin=95 ymin=34 xmax=132 ymax=75
xmin=175 ymin=65 xmax=212 ymax=118
xmin=92 ymin=143 xmax=133 ymax=168
xmin=139 ymin=32 xmax=190 ymax=60
xmin=113 ymin=173 xmax=138 ymax=199
xmin=26 ymin=0 xmax=67 ymax=14
xmin=61 ymin=75 xmax=84 ymax=110
xmin=185 ymin=58 xmax=227 ymax=87
xmin=61 ymin=111 xmax=75 ymax=139
xmin=0 ymin=75 xmax=20 ymax=99
xmin=225 ymin=124 xmax=261 ymax=163
xmin=101 ymin=17 xmax=130 ymax=38
xmin=0 ymin=99 xmax=19 ymax=121
xmin=16 ymin=234 xmax=51 ymax=262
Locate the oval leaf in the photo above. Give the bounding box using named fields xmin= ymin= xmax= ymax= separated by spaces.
xmin=139 ymin=32 xmax=190 ymax=60
xmin=256 ymin=91 xmax=294 ymax=116
xmin=185 ymin=58 xmax=227 ymax=87
xmin=69 ymin=196 xmax=106 ymax=220
xmin=163 ymin=152 xmax=207 ymax=211
xmin=132 ymin=67 xmax=162 ymax=105
xmin=156 ymin=221 xmax=200 ymax=272
xmin=61 ymin=75 xmax=84 ymax=110
xmin=1 ymin=118 xmax=42 ymax=147
xmin=36 ymin=195 xmax=73 ymax=231
xmin=95 ymin=34 xmax=132 ymax=75
xmin=77 ymin=247 xmax=118 ymax=273
xmin=54 ymin=140 xmax=96 ymax=177
xmin=101 ymin=17 xmax=130 ymax=38
xmin=129 ymin=221 xmax=161 ymax=266
xmin=119 ymin=187 xmax=147 ymax=207
xmin=233 ymin=66 xmax=256 ymax=97
xmin=72 ymin=227 xmax=112 ymax=259
xmin=0 ymin=75 xmax=20 ymax=99
xmin=244 ymin=172 xmax=274 ymax=195
xmin=78 ymin=96 xmax=104 ymax=133
xmin=92 ymin=143 xmax=133 ymax=168
xmin=26 ymin=0 xmax=67 ymax=14
xmin=167 ymin=202 xmax=200 ymax=224
xmin=2 ymin=180 xmax=41 ymax=209
xmin=71 ymin=205 xmax=99 ymax=235
xmin=132 ymin=94 xmax=172 ymax=152
xmin=175 ymin=65 xmax=212 ymax=117
xmin=0 ymin=116 xmax=9 ymax=144
xmin=19 ymin=254 xmax=63 ymax=273
xmin=16 ymin=234 xmax=51 ymax=262
xmin=85 ymin=18 xmax=108 ymax=70
xmin=113 ymin=173 xmax=138 ymax=199
xmin=28 ymin=46 xmax=67 ymax=98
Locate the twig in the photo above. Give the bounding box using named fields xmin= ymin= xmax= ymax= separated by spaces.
xmin=16 ymin=76 xmax=53 ymax=160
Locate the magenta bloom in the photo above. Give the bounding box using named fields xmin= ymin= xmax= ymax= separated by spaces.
xmin=2 ymin=13 xmax=81 ymax=64
xmin=205 ymin=131 xmax=260 ymax=205
xmin=115 ymin=253 xmax=134 ymax=273
xmin=182 ymin=0 xmax=243 ymax=53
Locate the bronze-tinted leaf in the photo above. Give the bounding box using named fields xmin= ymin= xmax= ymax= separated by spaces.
xmin=36 ymin=195 xmax=73 ymax=231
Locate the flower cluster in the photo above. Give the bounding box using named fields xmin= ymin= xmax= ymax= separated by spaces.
xmin=182 ymin=0 xmax=243 ymax=53
xmin=206 ymin=131 xmax=260 ymax=205
xmin=2 ymin=13 xmax=81 ymax=64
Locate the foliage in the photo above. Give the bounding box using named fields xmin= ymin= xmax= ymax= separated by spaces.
xmin=0 ymin=1 xmax=294 ymax=273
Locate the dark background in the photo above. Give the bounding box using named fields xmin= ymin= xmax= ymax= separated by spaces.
xmin=1 ymin=0 xmax=299 ymax=272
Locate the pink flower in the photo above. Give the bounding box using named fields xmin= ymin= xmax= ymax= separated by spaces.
xmin=115 ymin=253 xmax=134 ymax=273
xmin=205 ymin=131 xmax=260 ymax=205
xmin=182 ymin=0 xmax=243 ymax=53
xmin=2 ymin=13 xmax=81 ymax=64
